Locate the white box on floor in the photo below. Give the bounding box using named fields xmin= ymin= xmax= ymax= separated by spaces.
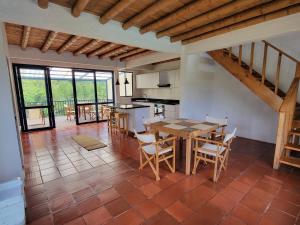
xmin=0 ymin=178 xmax=25 ymax=225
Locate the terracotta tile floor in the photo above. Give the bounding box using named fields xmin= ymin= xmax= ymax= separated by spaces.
xmin=22 ymin=122 xmax=300 ymax=225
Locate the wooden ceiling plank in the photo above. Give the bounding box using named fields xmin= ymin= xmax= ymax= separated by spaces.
xmin=157 ymin=0 xmax=272 ymax=38
xmin=38 ymin=0 xmax=48 ymax=9
xmin=99 ymin=45 xmax=131 ymax=58
xmin=41 ymin=31 xmax=58 ymax=52
xmin=120 ymin=50 xmax=154 ymax=61
xmin=122 ymin=0 xmax=173 ymax=30
xmin=182 ymin=4 xmax=300 ymax=45
xmin=21 ymin=26 xmax=31 ymax=50
xmin=111 ymin=48 xmax=145 ymax=60
xmin=74 ymin=39 xmax=101 ymax=56
xmin=172 ymin=0 xmax=300 ymax=42
xmin=57 ymin=35 xmax=80 ymax=54
xmin=72 ymin=0 xmax=90 ymax=17
xmin=87 ymin=43 xmax=116 ymax=57
xmin=139 ymin=0 xmax=232 ymax=34
xmin=100 ymin=0 xmax=137 ymax=24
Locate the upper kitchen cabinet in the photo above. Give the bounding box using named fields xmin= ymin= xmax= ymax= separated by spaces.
xmin=136 ymin=70 xmax=180 ymax=89
xmin=136 ymin=72 xmax=159 ymax=89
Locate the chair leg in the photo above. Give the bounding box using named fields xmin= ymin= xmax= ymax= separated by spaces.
xmin=139 ymin=150 xmax=143 ymax=171
xmin=172 ymin=149 xmax=176 ymax=173
xmin=155 ymin=155 xmax=160 ymax=181
xmin=213 ymin=157 xmax=218 ymax=182
xmin=192 ymin=150 xmax=198 ymax=174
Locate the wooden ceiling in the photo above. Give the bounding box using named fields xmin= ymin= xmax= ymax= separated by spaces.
xmin=37 ymin=0 xmax=300 ymax=44
xmin=5 ymin=23 xmax=154 ymax=61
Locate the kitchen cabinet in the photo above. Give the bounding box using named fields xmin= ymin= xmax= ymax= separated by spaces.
xmin=136 ymin=72 xmax=159 ymax=89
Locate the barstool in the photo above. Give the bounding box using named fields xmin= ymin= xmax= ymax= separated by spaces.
xmin=109 ymin=111 xmax=129 ymax=135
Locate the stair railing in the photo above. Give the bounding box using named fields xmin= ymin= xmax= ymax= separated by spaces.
xmin=228 ymin=40 xmax=300 ymax=97
xmin=274 ymin=63 xmax=300 ymax=169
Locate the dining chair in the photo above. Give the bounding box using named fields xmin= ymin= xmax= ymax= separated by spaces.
xmin=64 ymin=104 xmax=75 ymax=121
xmin=192 ymin=128 xmax=237 ymax=182
xmin=134 ymin=130 xmax=176 ymax=181
xmin=28 ymin=108 xmax=45 ymax=125
xmin=205 ymin=115 xmax=228 ymax=138
xmin=143 ymin=115 xmax=169 ymax=139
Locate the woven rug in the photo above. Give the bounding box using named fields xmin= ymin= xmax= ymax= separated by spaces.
xmin=72 ymin=135 xmax=107 ymax=151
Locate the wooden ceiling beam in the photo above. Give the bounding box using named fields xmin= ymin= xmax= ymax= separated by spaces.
xmin=140 ymin=0 xmax=232 ymax=34
xmin=122 ymin=0 xmax=173 ymax=30
xmin=57 ymin=35 xmax=80 ymax=54
xmin=21 ymin=26 xmax=31 ymax=50
xmin=152 ymin=58 xmax=180 ymax=65
xmin=74 ymin=39 xmax=101 ymax=56
xmin=99 ymin=45 xmax=131 ymax=58
xmin=157 ymin=0 xmax=272 ymax=38
xmin=100 ymin=0 xmax=137 ymax=24
xmin=120 ymin=50 xmax=154 ymax=61
xmin=172 ymin=0 xmax=300 ymax=43
xmin=37 ymin=0 xmax=48 ymax=9
xmin=87 ymin=43 xmax=116 ymax=57
xmin=182 ymin=4 xmax=300 ymax=45
xmin=111 ymin=48 xmax=145 ymax=60
xmin=41 ymin=31 xmax=58 ymax=53
xmin=72 ymin=0 xmax=90 ymax=17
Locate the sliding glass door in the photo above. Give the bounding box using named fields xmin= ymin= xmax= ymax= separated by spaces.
xmin=73 ymin=70 xmax=98 ymax=124
xmin=14 ymin=64 xmax=115 ymax=130
xmin=14 ymin=65 xmax=55 ymax=131
xmin=96 ymin=71 xmax=114 ymax=121
xmin=73 ymin=70 xmax=114 ymax=124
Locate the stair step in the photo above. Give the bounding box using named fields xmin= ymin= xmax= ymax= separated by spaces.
xmin=292 ymin=120 xmax=300 ymax=128
xmin=285 ymin=143 xmax=300 ymax=152
xmin=289 ymin=130 xmax=300 ymax=136
xmin=279 ymin=156 xmax=300 ymax=168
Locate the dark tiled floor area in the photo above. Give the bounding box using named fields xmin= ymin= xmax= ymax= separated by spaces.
xmin=23 ymin=123 xmax=300 ymax=225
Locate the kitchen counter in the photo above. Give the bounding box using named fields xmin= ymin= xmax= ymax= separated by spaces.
xmin=104 ymin=103 xmax=150 ymax=132
xmin=131 ymin=98 xmax=180 ymax=105
xmin=104 ymin=103 xmax=150 ymax=109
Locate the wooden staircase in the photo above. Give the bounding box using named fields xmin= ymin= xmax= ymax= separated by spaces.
xmin=208 ymin=40 xmax=300 ymax=170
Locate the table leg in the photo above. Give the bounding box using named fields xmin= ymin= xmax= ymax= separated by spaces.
xmin=185 ymin=137 xmax=192 ymax=175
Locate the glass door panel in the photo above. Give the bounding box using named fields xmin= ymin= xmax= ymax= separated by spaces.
xmin=95 ymin=71 xmax=113 ymax=121
xmin=16 ymin=67 xmax=55 ymax=131
xmin=73 ymin=70 xmax=97 ymax=124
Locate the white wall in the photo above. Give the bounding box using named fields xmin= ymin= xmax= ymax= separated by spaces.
xmin=0 ymin=23 xmax=23 ymax=182
xmin=180 ymin=53 xmax=278 ymax=143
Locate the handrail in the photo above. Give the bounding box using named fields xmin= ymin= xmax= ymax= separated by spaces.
xmin=280 ymin=77 xmax=299 ymax=112
xmin=263 ymin=40 xmax=299 ymax=64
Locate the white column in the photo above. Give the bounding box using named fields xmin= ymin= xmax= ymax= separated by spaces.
xmin=0 ymin=22 xmax=23 ymax=182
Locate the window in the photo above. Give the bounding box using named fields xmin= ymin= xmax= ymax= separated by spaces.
xmin=119 ymin=71 xmax=133 ymax=97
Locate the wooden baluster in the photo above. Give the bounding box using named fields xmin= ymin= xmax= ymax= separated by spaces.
xmin=229 ymin=47 xmax=232 ymax=58
xmin=249 ymin=42 xmax=255 ymax=75
xmin=238 ymin=45 xmax=242 ymax=65
xmin=275 ymin=53 xmax=282 ymax=95
xmin=262 ymin=43 xmax=268 ymax=84
xmin=295 ymin=63 xmax=300 ymax=78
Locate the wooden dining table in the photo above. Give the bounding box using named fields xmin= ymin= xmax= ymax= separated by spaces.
xmin=149 ymin=118 xmax=219 ymax=175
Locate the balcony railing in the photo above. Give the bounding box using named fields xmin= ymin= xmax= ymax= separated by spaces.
xmin=26 ymin=99 xmax=114 ymax=116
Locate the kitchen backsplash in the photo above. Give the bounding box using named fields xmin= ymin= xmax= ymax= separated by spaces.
xmin=141 ymin=87 xmax=180 ymax=100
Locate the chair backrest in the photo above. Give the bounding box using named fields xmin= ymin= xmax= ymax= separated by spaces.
xmin=134 ymin=129 xmax=156 ymax=144
xmin=143 ymin=115 xmax=164 ymax=125
xmin=206 ymin=115 xmax=228 ymax=126
xmin=28 ymin=108 xmax=42 ymax=120
xmin=223 ymin=128 xmax=237 ymax=143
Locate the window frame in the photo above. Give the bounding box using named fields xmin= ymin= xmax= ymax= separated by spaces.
xmin=119 ymin=71 xmax=133 ymax=97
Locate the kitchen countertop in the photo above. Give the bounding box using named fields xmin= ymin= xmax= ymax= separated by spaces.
xmin=131 ymin=98 xmax=180 ymax=105
xmin=104 ymin=103 xmax=150 ymax=109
